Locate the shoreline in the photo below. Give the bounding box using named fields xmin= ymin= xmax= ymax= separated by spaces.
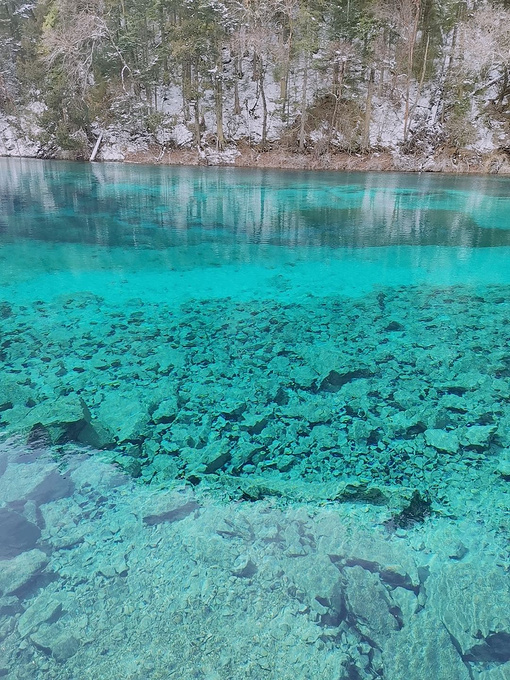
xmin=3 ymin=144 xmax=510 ymax=176
xmin=106 ymin=144 xmax=510 ymax=175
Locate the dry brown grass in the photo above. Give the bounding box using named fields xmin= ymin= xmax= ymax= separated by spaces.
xmin=121 ymin=144 xmax=508 ymax=175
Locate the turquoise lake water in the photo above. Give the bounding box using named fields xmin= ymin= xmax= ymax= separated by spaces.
xmin=0 ymin=157 xmax=509 ymax=679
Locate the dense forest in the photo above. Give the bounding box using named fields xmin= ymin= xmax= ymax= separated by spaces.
xmin=1 ymin=0 xmax=510 ymax=168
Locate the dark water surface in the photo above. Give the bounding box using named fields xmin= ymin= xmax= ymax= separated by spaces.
xmin=0 ymin=158 xmax=508 ymax=679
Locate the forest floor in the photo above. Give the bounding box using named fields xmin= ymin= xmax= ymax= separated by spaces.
xmin=122 ymin=144 xmax=510 ymax=175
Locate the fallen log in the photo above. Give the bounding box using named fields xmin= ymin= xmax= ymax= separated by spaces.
xmin=90 ymin=133 xmax=103 ymax=162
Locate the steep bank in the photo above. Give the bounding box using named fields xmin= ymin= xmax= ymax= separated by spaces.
xmin=3 ymin=114 xmax=510 ymax=175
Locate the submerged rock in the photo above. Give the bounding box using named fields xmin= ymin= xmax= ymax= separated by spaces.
xmin=383 ymin=613 xmax=471 ymax=680
xmin=495 ymin=458 xmax=510 ymax=480
xmin=142 ymin=490 xmax=198 ymax=526
xmin=0 ymin=459 xmax=61 ymax=504
xmin=151 ymin=396 xmax=179 ymax=424
xmin=344 ymin=565 xmax=399 ymax=645
xmin=461 ymin=425 xmax=495 ymax=448
xmin=17 ymin=594 xmax=65 ymax=638
xmin=0 ymin=302 xmax=13 ymax=319
xmin=20 ymin=395 xmax=92 ymax=445
xmin=476 ymin=662 xmax=510 ymax=680
xmin=0 ymin=509 xmax=41 ymax=560
xmin=2 ymin=285 xmax=510 ymax=511
xmin=0 ymin=549 xmax=48 ymax=596
xmin=30 ymin=623 xmax=80 ymax=661
xmin=427 ymin=562 xmax=510 ymax=658
xmin=424 ymin=429 xmax=459 ymax=454
xmin=96 ymin=393 xmax=148 ymax=443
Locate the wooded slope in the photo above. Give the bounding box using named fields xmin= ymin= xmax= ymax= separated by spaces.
xmin=1 ymin=0 xmax=510 ymax=167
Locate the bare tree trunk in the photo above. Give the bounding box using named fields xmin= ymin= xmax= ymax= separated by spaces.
xmin=260 ymin=66 xmax=267 ymax=149
xmin=327 ymin=60 xmax=344 ymax=152
xmin=279 ymin=29 xmax=291 ymax=120
xmin=194 ymin=100 xmax=201 ymax=149
xmin=332 ymin=60 xmax=339 ymax=97
xmin=403 ymin=0 xmax=420 ymax=142
xmin=159 ymin=5 xmax=168 ymax=79
xmin=378 ymin=30 xmax=388 ymax=97
xmin=362 ymin=67 xmax=375 ymax=151
xmin=233 ymin=55 xmax=241 ymax=115
xmin=447 ymin=19 xmax=458 ymax=76
xmin=333 ymin=59 xmax=345 ymax=99
xmin=298 ymin=56 xmax=309 ymax=152
xmin=497 ymin=65 xmax=509 ymax=108
xmin=145 ymin=84 xmax=153 ymax=111
xmin=182 ymin=58 xmax=191 ymax=121
xmin=436 ymin=17 xmax=459 ymax=126
xmin=406 ymin=33 xmax=430 ymax=138
xmin=254 ymin=52 xmax=267 ymax=149
xmin=215 ymin=57 xmax=225 ymax=151
xmin=90 ymin=132 xmax=103 ymax=161
xmin=193 ymin=62 xmax=201 ymax=149
xmin=280 ymin=69 xmax=288 ymax=119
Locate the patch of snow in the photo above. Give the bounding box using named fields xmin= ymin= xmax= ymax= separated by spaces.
xmin=310 ymin=125 xmax=328 ymax=144
xmin=0 ymin=113 xmax=41 ymax=158
xmin=467 ymin=117 xmax=497 ymax=153
xmin=171 ymin=124 xmax=194 ymax=148
xmin=371 ymin=99 xmax=404 ymax=150
xmin=26 ymin=101 xmax=46 ymax=116
xmin=203 ymin=147 xmax=240 ymax=165
xmin=13 ymin=2 xmax=36 ymax=16
xmin=100 ymin=145 xmax=126 ymax=162
xmin=159 ymin=85 xmax=183 ymax=118
xmin=97 ymin=125 xmax=149 ymax=162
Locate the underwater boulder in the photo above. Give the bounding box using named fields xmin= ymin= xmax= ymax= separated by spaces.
xmin=21 ymin=394 xmax=92 ymax=445
xmin=0 ymin=549 xmax=48 ymax=596
xmin=424 ymin=428 xmax=459 ymax=454
xmin=0 ymin=509 xmax=41 ymax=560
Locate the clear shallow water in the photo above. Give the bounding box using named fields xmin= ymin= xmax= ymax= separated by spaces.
xmin=0 ymin=158 xmax=509 ymax=679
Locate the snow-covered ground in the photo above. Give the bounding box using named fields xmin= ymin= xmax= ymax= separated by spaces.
xmin=1 ymin=49 xmax=509 ymax=172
